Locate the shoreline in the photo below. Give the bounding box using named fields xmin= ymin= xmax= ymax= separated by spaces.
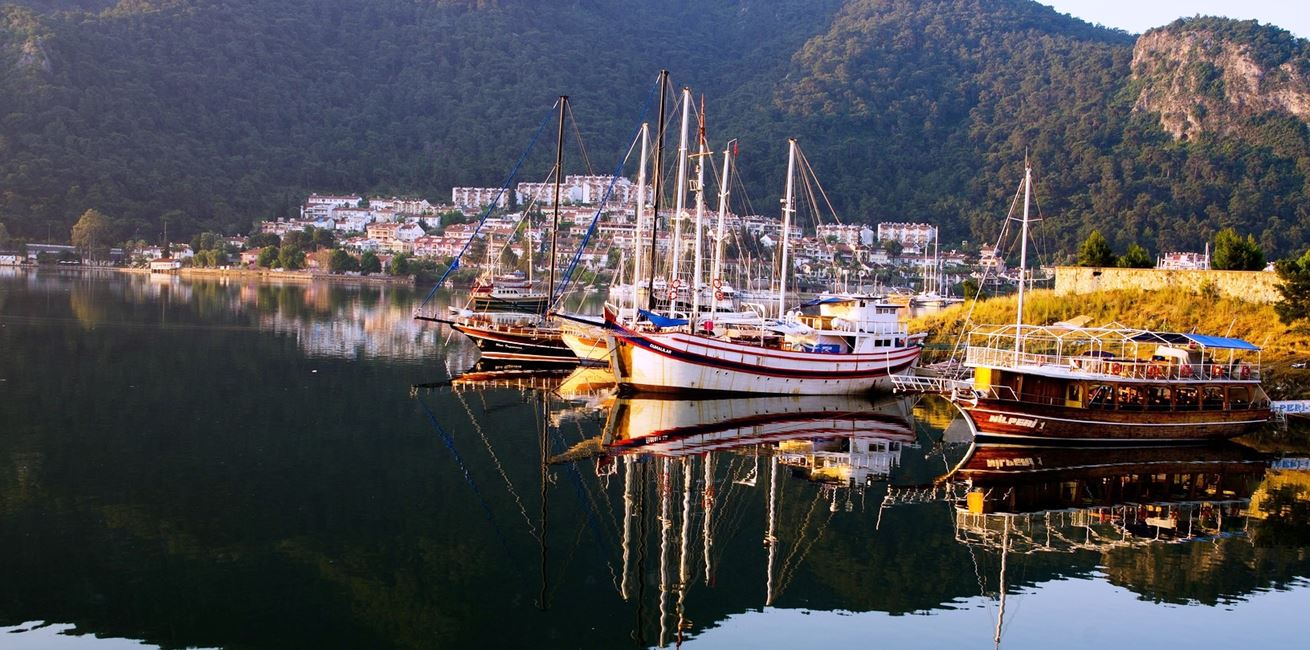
xmin=2 ymin=263 xmax=416 ymax=286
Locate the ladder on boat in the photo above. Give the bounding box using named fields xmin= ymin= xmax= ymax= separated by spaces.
xmin=889 ymin=373 xmax=973 ymax=395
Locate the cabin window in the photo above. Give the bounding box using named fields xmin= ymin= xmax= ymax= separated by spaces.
xmin=1146 ymin=386 xmax=1172 ymax=411
xmin=1229 ymin=386 xmax=1251 ymax=410
xmin=1176 ymin=387 xmax=1199 ymax=410
xmin=1116 ymin=385 xmax=1143 ymax=411
xmin=1202 ymin=386 xmax=1225 ymax=411
xmin=1066 ymin=383 xmax=1083 ymax=405
xmin=1088 ymin=384 xmax=1113 ymax=410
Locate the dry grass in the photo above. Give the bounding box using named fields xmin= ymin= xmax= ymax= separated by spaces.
xmin=909 ymin=288 xmax=1310 ymax=398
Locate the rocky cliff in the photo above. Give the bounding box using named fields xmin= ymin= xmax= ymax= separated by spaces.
xmin=1132 ymin=18 xmax=1310 ymax=140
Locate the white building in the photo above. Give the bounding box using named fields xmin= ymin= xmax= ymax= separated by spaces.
xmin=1157 ymin=251 xmax=1210 ymax=270
xmin=306 ymin=194 xmax=362 ymax=209
xmin=452 ymin=187 xmax=509 ymax=211
xmin=877 ymin=222 xmax=937 ymax=248
xmin=516 ymin=175 xmax=647 ymax=208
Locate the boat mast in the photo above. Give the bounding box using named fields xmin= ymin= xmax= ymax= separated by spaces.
xmin=778 ymin=138 xmax=798 ymax=318
xmin=1014 ymin=160 xmax=1031 ymax=361
xmin=690 ymin=98 xmax=708 ymax=328
xmin=546 ymin=95 xmax=568 ymax=315
xmin=711 ymin=140 xmax=734 ymax=314
xmin=994 ymin=515 xmax=1011 ymax=647
xmin=644 ymin=71 xmax=670 ymax=314
xmin=671 ymin=88 xmax=693 ymax=300
xmin=632 ymin=122 xmax=650 ymax=316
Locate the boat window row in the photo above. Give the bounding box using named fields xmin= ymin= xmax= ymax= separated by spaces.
xmin=1077 ymin=383 xmax=1264 ymax=411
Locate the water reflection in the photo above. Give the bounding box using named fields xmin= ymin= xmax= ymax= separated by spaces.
xmin=3 ymin=272 xmax=1310 ymax=649
xmin=0 ymin=269 xmax=458 ymax=362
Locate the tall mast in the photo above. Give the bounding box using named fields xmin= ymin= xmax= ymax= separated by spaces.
xmin=778 ymin=138 xmax=798 ymax=318
xmin=711 ymin=140 xmax=734 ymax=313
xmin=1014 ymin=160 xmax=1031 ymax=361
xmin=671 ymin=88 xmax=692 ymax=296
xmin=690 ymin=97 xmax=708 ymax=327
xmin=645 ymin=71 xmax=669 ymax=313
xmin=546 ymin=95 xmax=567 ymax=315
xmin=632 ymin=122 xmax=650 ymax=315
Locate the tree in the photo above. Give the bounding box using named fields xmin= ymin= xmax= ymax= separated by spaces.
xmin=360 ymin=251 xmax=382 ymax=275
xmin=1212 ymin=228 xmax=1266 ymax=270
xmin=71 ymin=209 xmax=112 ymax=261
xmin=1274 ymin=249 xmax=1310 ymax=325
xmin=0 ymin=221 xmax=11 ymax=250
xmin=390 ymin=253 xmax=413 ymax=276
xmin=327 ymin=249 xmax=356 ymax=273
xmin=1117 ymin=243 xmax=1153 ymax=268
xmin=191 ymin=231 xmax=222 ymax=252
xmin=1077 ymin=230 xmax=1116 ymax=267
xmin=960 ymin=277 xmax=989 ymax=300
xmin=257 ymin=246 xmax=279 ymax=268
xmin=247 ymin=232 xmax=281 ymax=249
xmin=278 ymin=245 xmax=305 ymax=270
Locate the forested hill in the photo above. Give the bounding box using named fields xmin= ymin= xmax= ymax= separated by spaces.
xmin=1 ymin=0 xmax=1308 ymax=260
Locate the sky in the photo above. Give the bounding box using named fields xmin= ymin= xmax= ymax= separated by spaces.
xmin=1040 ymin=0 xmax=1310 ymax=38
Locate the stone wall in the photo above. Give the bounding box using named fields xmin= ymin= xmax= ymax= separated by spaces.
xmin=1054 ymin=266 xmax=1282 ymax=303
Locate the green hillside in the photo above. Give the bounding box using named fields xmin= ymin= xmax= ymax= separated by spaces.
xmin=1 ymin=0 xmax=1308 ymax=260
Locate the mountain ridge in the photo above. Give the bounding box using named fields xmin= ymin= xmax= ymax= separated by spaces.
xmin=0 ymin=0 xmax=1307 ymax=259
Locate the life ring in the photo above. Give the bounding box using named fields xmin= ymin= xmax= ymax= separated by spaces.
xmin=1147 ymin=365 xmax=1161 ymax=378
xmin=712 ymin=278 xmax=723 ymax=289
xmin=1240 ymin=365 xmax=1251 ymax=380
xmin=703 ymin=320 xmax=714 ymax=331
xmin=1180 ymin=364 xmax=1192 ymax=378
xmin=667 ymin=289 xmax=678 ymax=301
xmin=671 ymin=278 xmax=683 ymax=289
xmin=1211 ymin=365 xmax=1223 ymax=377
xmin=1110 ymin=362 xmax=1122 ymax=375
xmin=714 ymin=290 xmax=725 ymax=301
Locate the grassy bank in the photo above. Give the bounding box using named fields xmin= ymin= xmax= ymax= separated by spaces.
xmin=908 ymin=288 xmax=1310 ymax=399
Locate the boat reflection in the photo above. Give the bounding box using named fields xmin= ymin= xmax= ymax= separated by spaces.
xmin=549 ymin=394 xmax=925 ymax=645
xmin=942 ymin=442 xmax=1270 ymax=549
xmin=937 ymin=442 xmax=1273 ymax=646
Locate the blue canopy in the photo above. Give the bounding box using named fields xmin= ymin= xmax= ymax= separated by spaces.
xmin=1130 ymin=331 xmax=1260 ymax=351
xmin=639 ymin=309 xmax=688 ymax=328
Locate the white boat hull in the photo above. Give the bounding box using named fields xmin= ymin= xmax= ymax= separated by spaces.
xmin=608 ymin=325 xmax=922 ymax=395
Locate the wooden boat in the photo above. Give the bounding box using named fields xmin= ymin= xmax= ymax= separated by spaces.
xmin=955 ymin=325 xmax=1271 ymax=442
xmin=468 ymin=271 xmax=549 ymax=312
xmin=424 ymin=96 xmax=580 ymax=365
xmin=949 ymin=162 xmax=1270 ymax=442
xmin=606 ymin=136 xmax=923 ymax=395
xmin=445 ymin=310 xmax=576 ymax=364
xmin=607 ymin=295 xmax=924 ymax=395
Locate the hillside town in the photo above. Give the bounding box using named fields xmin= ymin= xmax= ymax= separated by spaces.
xmin=1 ymin=173 xmax=1225 ymax=292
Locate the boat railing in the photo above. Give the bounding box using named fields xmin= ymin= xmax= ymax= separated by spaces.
xmin=965 ymin=346 xmax=1261 ymax=381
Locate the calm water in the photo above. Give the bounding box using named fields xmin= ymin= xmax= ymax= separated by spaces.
xmin=2 ymin=269 xmax=1309 ymax=649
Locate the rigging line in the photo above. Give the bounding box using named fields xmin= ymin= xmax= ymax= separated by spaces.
xmin=417 ymin=397 xmax=519 ymax=562
xmin=453 ymin=387 xmax=539 ymax=540
xmin=795 ymin=145 xmax=844 ymax=226
xmin=548 ymin=419 xmax=616 ymax=552
xmin=548 ymin=505 xmax=596 ymax=602
xmin=946 ymin=174 xmax=1024 ymax=364
xmin=565 ymin=99 xmax=595 ymax=176
xmin=778 ymin=507 xmax=835 ymax=596
xmin=552 ymin=77 xmax=660 ymax=307
xmin=566 ymin=418 xmax=624 ymax=536
xmin=777 ymin=487 xmax=824 ymax=585
xmin=421 ymin=100 xmax=559 ymax=307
